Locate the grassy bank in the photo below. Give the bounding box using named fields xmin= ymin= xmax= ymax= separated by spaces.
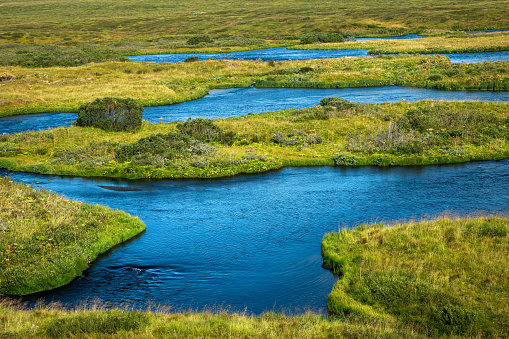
xmin=1 ymin=55 xmax=508 ymax=118
xmin=1 ymin=100 xmax=508 ymax=179
xmin=1 ymin=215 xmax=507 ymax=338
xmin=291 ymin=31 xmax=509 ymax=54
xmin=322 ymin=214 xmax=509 ymax=337
xmin=0 ymin=299 xmax=424 ymax=338
xmin=0 ymin=176 xmax=146 ymax=296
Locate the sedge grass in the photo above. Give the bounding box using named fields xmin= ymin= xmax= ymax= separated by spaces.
xmin=291 ymin=31 xmax=509 ymax=54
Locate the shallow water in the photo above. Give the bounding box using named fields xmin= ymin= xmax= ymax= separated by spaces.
xmin=4 ymin=159 xmax=509 ymax=313
xmin=128 ymin=47 xmax=368 ymax=63
xmin=128 ymin=47 xmax=509 ymax=64
xmin=2 ymin=86 xmax=508 ymax=134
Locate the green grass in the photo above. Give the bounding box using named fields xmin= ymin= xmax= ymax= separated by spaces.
xmin=0 ymin=176 xmax=146 ymax=295
xmin=322 ymin=214 xmax=509 ymax=337
xmin=0 ymin=299 xmax=425 ymax=338
xmin=0 ymin=0 xmax=508 ymax=47
xmin=1 ymin=100 xmax=508 ymax=179
xmin=291 ymin=31 xmax=509 ymax=55
xmin=1 ymin=55 xmax=508 ymax=117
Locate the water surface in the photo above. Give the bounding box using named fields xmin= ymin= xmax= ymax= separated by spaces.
xmin=4 ymin=159 xmax=509 ymax=313
xmin=129 ymin=47 xmax=509 ymax=64
xmin=2 ymin=86 xmax=508 ymax=134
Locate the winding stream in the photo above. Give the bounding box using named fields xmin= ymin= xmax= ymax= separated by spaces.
xmin=2 ymin=42 xmax=509 ymax=315
xmin=2 ymin=86 xmax=508 ymax=134
xmin=128 ymin=47 xmax=509 ymax=64
xmin=4 ymin=159 xmax=509 ymax=313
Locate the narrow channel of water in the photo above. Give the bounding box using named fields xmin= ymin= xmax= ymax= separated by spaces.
xmin=2 ymin=86 xmax=508 ymax=134
xmin=128 ymin=47 xmax=509 ymax=64
xmin=4 ymin=159 xmax=508 ymax=313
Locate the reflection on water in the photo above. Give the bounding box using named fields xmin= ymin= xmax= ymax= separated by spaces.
xmin=3 ymin=159 xmax=508 ymax=314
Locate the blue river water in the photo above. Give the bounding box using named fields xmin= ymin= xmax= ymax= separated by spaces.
xmin=3 ymin=159 xmax=509 ymax=314
xmin=128 ymin=47 xmax=509 ymax=64
xmin=1 ymin=86 xmax=508 ymax=134
xmin=2 ymin=39 xmax=509 ymax=314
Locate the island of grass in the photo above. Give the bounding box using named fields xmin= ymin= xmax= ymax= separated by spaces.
xmin=0 ymin=100 xmax=508 ymax=180
xmin=0 ymin=176 xmax=146 ymax=296
xmin=290 ymin=30 xmax=509 ymax=55
xmin=322 ymin=215 xmax=509 ymax=337
xmin=1 ymin=55 xmax=508 ymax=118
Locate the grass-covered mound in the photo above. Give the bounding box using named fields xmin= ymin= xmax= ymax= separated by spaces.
xmin=0 ymin=176 xmax=146 ymax=295
xmin=322 ymin=215 xmax=509 ymax=337
xmin=0 ymin=100 xmax=508 ymax=179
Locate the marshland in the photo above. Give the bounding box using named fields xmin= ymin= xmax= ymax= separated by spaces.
xmin=1 ymin=0 xmax=509 ymax=337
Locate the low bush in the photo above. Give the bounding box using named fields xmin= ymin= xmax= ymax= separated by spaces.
xmin=75 ymin=97 xmax=143 ymax=132
xmin=186 ymin=35 xmax=213 ymax=45
xmin=299 ymin=32 xmax=344 ymax=44
xmin=271 ymin=130 xmax=323 ymax=147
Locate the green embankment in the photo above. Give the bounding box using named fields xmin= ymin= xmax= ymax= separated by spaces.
xmin=1 ymin=100 xmax=508 ymax=180
xmin=290 ymin=31 xmax=509 ymax=54
xmin=0 ymin=177 xmax=146 ymax=296
xmin=1 ymin=55 xmax=508 ymax=118
xmin=322 ymin=215 xmax=509 ymax=337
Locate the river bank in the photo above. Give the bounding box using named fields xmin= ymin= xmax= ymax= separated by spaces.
xmin=0 ymin=177 xmax=146 ymax=295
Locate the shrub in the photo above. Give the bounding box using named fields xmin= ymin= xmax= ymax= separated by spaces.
xmin=320 ymin=97 xmax=357 ymax=110
xmin=75 ymin=97 xmax=143 ymax=132
xmin=271 ymin=130 xmax=323 ymax=146
xmin=184 ymin=56 xmax=199 ymax=63
xmin=186 ymin=35 xmax=213 ymax=45
xmin=333 ymin=154 xmax=359 ymax=166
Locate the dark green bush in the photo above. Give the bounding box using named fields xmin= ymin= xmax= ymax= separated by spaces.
xmin=320 ymin=97 xmax=357 ymax=110
xmin=75 ymin=97 xmax=143 ymax=132
xmin=184 ymin=56 xmax=200 ymax=63
xmin=186 ymin=35 xmax=213 ymax=45
xmin=299 ymin=32 xmax=344 ymax=44
xmin=115 ymin=132 xmax=191 ymax=163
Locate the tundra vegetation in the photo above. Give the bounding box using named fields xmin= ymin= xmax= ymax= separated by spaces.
xmin=291 ymin=31 xmax=509 ymax=54
xmin=0 ymin=0 xmax=508 ymax=67
xmin=0 ymin=100 xmax=507 ymax=179
xmin=322 ymin=214 xmax=509 ymax=337
xmin=0 ymin=177 xmax=145 ymax=296
xmin=1 ymin=55 xmax=508 ymax=118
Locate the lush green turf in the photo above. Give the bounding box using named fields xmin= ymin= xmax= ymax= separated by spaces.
xmin=1 ymin=100 xmax=507 ymax=179
xmin=1 ymin=55 xmax=508 ymax=117
xmin=0 ymin=176 xmax=146 ymax=295
xmin=322 ymin=215 xmax=509 ymax=337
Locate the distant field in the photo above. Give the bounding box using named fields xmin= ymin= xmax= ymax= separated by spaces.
xmin=1 ymin=0 xmax=508 ymax=45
